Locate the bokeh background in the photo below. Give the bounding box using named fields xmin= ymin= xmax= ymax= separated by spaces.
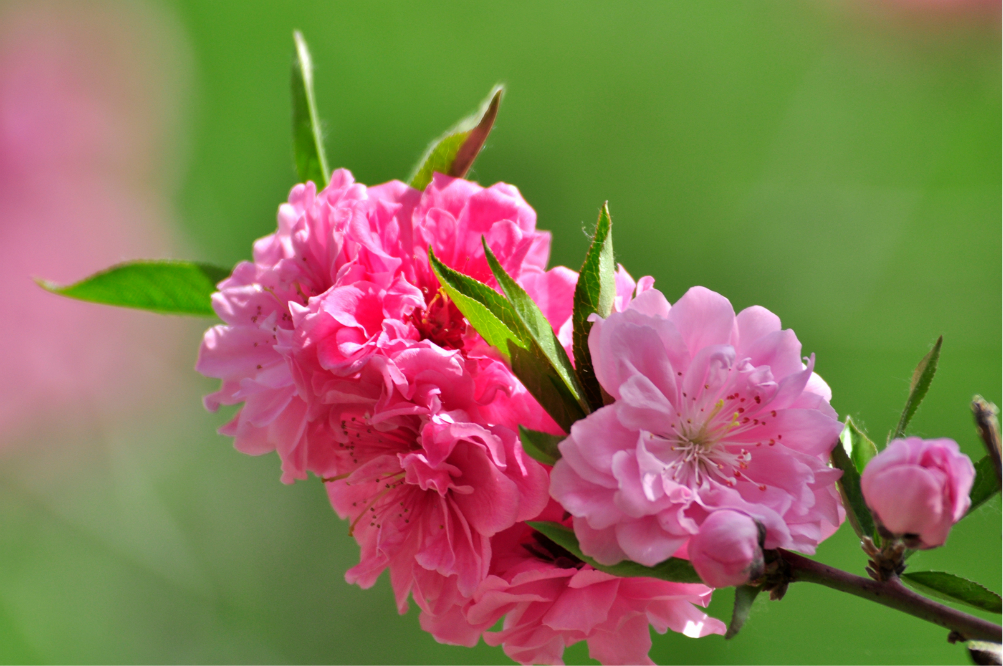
xmin=0 ymin=1 xmax=999 ymax=663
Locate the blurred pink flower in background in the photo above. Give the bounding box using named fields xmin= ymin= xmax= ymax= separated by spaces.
xmin=0 ymin=0 xmax=192 ymax=444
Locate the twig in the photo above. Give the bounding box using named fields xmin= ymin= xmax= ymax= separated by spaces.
xmin=781 ymin=550 xmax=1002 ymax=642
xmin=972 ymin=396 xmax=1002 ymax=486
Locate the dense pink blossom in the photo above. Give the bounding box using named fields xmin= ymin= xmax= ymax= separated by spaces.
xmin=551 ymin=286 xmax=844 ymax=568
xmin=197 ymin=170 xmax=555 ymax=483
xmin=860 ymin=437 xmax=974 ymax=549
xmin=326 ymin=409 xmax=549 ymax=612
xmin=197 ymin=169 xmax=567 ymax=616
xmin=687 ymin=510 xmax=764 ymax=588
xmin=421 ymin=510 xmax=724 ymax=665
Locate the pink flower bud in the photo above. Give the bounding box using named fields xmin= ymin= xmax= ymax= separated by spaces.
xmin=860 ymin=437 xmax=975 ymax=549
xmin=688 ymin=510 xmax=765 ymax=588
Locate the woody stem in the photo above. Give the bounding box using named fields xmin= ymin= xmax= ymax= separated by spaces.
xmin=781 ymin=550 xmax=1002 ymax=643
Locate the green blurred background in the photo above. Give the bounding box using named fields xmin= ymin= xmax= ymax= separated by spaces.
xmin=0 ymin=1 xmax=999 ymax=663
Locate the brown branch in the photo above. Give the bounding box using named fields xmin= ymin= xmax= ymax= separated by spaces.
xmin=781 ymin=550 xmax=1002 ymax=643
xmin=972 ymin=396 xmax=1002 ymax=486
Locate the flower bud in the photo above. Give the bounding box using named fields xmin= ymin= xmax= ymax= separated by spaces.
xmin=860 ymin=437 xmax=975 ymax=549
xmin=687 ymin=510 xmax=764 ymax=588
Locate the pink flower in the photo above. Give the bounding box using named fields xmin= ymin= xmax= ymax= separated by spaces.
xmin=326 ymin=410 xmax=550 ymax=613
xmin=411 ymin=173 xmax=550 ymax=289
xmin=550 ymin=286 xmax=844 ymax=567
xmin=687 ymin=510 xmax=764 ymax=588
xmin=198 ymin=168 xmax=563 ymax=617
xmin=421 ymin=516 xmax=725 ymax=665
xmin=197 ymin=170 xmax=555 ymax=483
xmin=860 ymin=437 xmax=975 ymax=549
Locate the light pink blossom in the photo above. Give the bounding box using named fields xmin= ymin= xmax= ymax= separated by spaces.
xmin=421 ymin=513 xmax=724 ymax=665
xmin=860 ymin=436 xmax=975 ymax=549
xmin=687 ymin=510 xmax=764 ymax=588
xmin=551 ymin=286 xmax=844 ymax=568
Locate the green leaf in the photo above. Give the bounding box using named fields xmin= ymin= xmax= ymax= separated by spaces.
xmin=428 ymin=248 xmax=523 ymax=358
xmin=37 ymin=260 xmax=229 ymax=317
xmin=510 ymin=347 xmax=588 ymax=433
xmin=482 ymin=238 xmax=589 ymax=415
xmin=901 ymin=571 xmax=1002 ymax=614
xmin=967 ymin=455 xmax=1001 ymax=516
xmin=291 ymin=31 xmax=330 ymax=187
xmin=429 ymin=248 xmax=585 ymax=432
xmin=408 ymin=85 xmax=503 ymax=191
xmin=840 ymin=417 xmax=878 ymax=474
xmin=519 ymin=427 xmax=564 ymax=466
xmin=725 ymin=585 xmax=762 ymax=639
xmin=892 ymin=336 xmax=942 ymax=441
xmin=830 ymin=442 xmax=877 ymax=541
xmin=528 ymin=521 xmax=702 ymax=584
xmin=572 ymin=203 xmax=616 ymax=410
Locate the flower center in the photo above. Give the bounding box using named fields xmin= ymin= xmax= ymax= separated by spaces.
xmin=412 ymin=288 xmax=466 ymax=351
xmin=656 ymin=399 xmax=765 ymax=490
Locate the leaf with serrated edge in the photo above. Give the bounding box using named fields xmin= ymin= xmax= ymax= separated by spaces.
xmin=482 ymin=238 xmax=588 ymax=414
xmin=901 ymin=571 xmax=1002 ymax=614
xmin=510 ymin=346 xmax=584 ymax=433
xmin=37 ymin=260 xmax=229 ymax=317
xmin=519 ymin=427 xmax=563 ymax=466
xmin=572 ymin=203 xmax=616 ymax=410
xmin=409 ymin=86 xmax=503 ymax=191
xmin=528 ymin=521 xmax=701 ymax=584
xmin=830 ymin=443 xmax=877 ymax=541
xmin=892 ymin=336 xmax=942 ymax=441
xmin=291 ymin=31 xmax=329 ymax=187
xmin=430 ymin=248 xmax=584 ymax=432
xmin=428 ymin=249 xmax=523 ymax=357
xmin=725 ymin=585 xmax=762 ymax=639
xmin=966 ymin=455 xmax=1000 ymax=517
xmin=841 ymin=417 xmax=878 ymax=474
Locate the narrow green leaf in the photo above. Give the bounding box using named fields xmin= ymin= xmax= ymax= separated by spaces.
xmin=482 ymin=238 xmax=589 ymax=415
xmin=528 ymin=521 xmax=702 ymax=584
xmin=519 ymin=426 xmax=564 ymax=466
xmin=429 ymin=248 xmax=585 ymax=432
xmin=510 ymin=347 xmax=588 ymax=433
xmin=572 ymin=203 xmax=616 ymax=410
xmin=428 ymin=248 xmax=523 ymax=358
xmin=37 ymin=260 xmax=229 ymax=317
xmin=892 ymin=336 xmax=942 ymax=440
xmin=830 ymin=442 xmax=877 ymax=541
xmin=725 ymin=585 xmax=762 ymax=639
xmin=409 ymin=85 xmax=503 ymax=191
xmin=966 ymin=455 xmax=1001 ymax=516
xmin=901 ymin=571 xmax=1002 ymax=614
xmin=840 ymin=416 xmax=878 ymax=474
xmin=291 ymin=31 xmax=330 ymax=187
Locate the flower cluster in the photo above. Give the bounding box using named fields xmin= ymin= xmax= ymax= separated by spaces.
xmin=197 ymin=171 xmax=724 ymax=664
xmin=194 ymin=165 xmax=989 ymax=663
